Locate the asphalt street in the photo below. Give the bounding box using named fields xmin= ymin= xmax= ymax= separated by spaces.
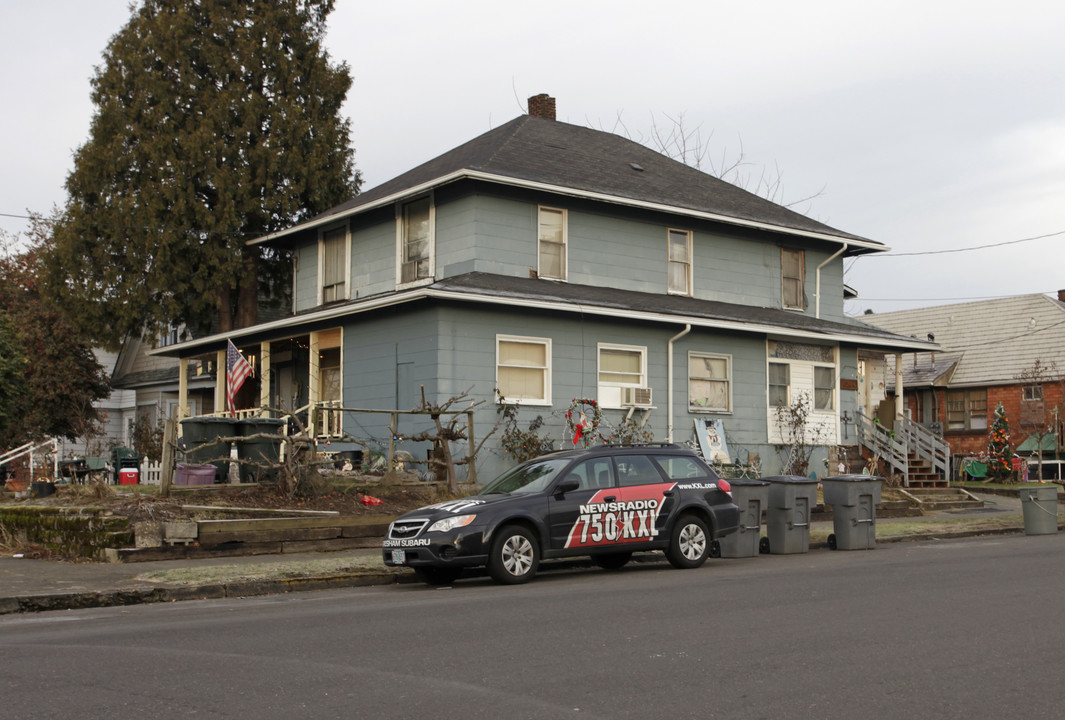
xmin=3 ymin=532 xmax=1064 ymax=719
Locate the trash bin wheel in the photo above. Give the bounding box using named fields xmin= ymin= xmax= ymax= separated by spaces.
xmin=709 ymin=540 xmax=721 ymax=558
xmin=827 ymin=533 xmax=837 ymax=551
xmin=759 ymin=536 xmax=770 ymax=554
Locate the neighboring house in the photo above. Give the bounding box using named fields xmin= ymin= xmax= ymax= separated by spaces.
xmin=865 ymin=292 xmax=1065 ymax=478
xmin=153 ymin=95 xmax=930 ymax=479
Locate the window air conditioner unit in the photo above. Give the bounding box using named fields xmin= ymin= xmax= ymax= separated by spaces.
xmin=621 ymin=386 xmax=653 ymax=407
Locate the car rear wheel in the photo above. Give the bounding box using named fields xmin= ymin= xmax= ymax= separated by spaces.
xmin=592 ymin=551 xmax=632 ymax=570
xmin=414 ymin=567 xmax=462 ymax=586
xmin=487 ymin=526 xmax=540 ymax=584
xmin=666 ymin=515 xmax=710 ymax=569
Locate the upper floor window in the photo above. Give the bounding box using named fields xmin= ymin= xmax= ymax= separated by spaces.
xmin=496 ymin=335 xmax=551 ymax=405
xmin=399 ymin=196 xmax=433 ymax=285
xmin=538 ymin=207 xmax=566 ymax=280
xmin=319 ymin=225 xmax=348 ymax=304
xmin=668 ymin=229 xmax=692 ymax=296
xmin=782 ymin=248 xmax=805 ymax=310
xmin=689 ymin=353 xmax=731 ymax=412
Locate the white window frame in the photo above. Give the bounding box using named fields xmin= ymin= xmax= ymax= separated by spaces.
xmin=1023 ymin=385 xmax=1044 ymax=402
xmin=597 ymin=343 xmax=647 ymax=409
xmin=318 ymin=224 xmax=350 ymax=305
xmin=537 ymin=206 xmax=567 ymax=281
xmin=688 ymin=352 xmax=732 ymax=413
xmin=495 ymin=335 xmax=552 ymax=406
xmin=781 ymin=247 xmax=805 ymax=310
xmin=668 ymin=228 xmax=692 ymax=296
xmin=396 ymin=195 xmax=435 ymax=288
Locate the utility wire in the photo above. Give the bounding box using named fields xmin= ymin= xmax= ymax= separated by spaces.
xmin=865 ymin=229 xmax=1065 ymax=257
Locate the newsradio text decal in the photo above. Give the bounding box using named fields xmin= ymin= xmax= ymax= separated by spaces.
xmin=565 ymin=484 xmax=675 ymax=548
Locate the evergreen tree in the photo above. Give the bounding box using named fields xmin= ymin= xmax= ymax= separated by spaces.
xmin=987 ymin=402 xmax=1013 ymax=482
xmin=0 ymin=231 xmax=111 ymax=448
xmin=46 ymin=0 xmax=359 ymax=346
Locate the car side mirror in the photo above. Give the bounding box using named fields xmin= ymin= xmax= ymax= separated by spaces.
xmin=555 ymin=478 xmax=580 ymax=496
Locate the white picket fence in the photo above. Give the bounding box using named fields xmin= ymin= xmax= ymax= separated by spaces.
xmin=139 ymin=459 xmax=163 ymax=485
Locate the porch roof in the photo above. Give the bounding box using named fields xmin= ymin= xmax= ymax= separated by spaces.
xmin=150 ymin=272 xmax=935 ymax=357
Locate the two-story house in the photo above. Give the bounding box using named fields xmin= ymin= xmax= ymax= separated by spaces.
xmin=154 ymin=95 xmax=931 ymax=479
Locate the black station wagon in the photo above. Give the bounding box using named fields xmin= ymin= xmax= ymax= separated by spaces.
xmin=383 ymin=443 xmax=740 ymax=585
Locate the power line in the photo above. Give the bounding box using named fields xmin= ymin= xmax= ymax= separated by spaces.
xmin=868 ymin=229 xmax=1065 ymax=257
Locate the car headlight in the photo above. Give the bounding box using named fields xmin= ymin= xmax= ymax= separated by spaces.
xmin=428 ymin=514 xmax=477 ymax=533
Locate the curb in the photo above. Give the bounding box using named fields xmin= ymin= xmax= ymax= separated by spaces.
xmin=0 ymin=525 xmax=1040 ymax=616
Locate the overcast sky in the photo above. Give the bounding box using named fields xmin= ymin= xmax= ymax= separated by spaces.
xmin=2 ymin=0 xmax=1062 ymax=314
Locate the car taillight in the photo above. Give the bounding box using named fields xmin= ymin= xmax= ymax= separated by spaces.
xmin=717 ymin=479 xmax=732 ymax=495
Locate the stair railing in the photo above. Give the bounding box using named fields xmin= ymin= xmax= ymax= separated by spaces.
xmin=856 ymin=412 xmax=910 ymax=485
xmin=896 ymin=416 xmax=951 ymax=480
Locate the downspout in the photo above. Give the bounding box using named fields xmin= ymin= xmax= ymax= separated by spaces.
xmin=815 ymin=243 xmax=848 ymax=319
xmin=667 ymin=324 xmax=692 ymax=443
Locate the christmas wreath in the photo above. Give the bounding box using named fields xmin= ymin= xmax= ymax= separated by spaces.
xmin=565 ymin=398 xmax=602 ymax=446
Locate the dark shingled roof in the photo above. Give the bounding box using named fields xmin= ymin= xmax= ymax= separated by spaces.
xmin=301 ymin=115 xmax=877 ymax=247
xmin=432 ymin=272 xmax=924 ymax=346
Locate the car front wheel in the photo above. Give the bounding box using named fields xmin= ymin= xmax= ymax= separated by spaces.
xmin=666 ymin=515 xmax=710 ymax=569
xmin=487 ymin=526 xmax=540 ymax=584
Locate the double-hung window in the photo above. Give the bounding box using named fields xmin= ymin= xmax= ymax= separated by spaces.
xmin=399 ymin=196 xmax=433 ymax=285
xmin=689 ymin=353 xmax=731 ymax=412
xmin=814 ymin=366 xmax=835 ymax=411
xmin=668 ymin=229 xmax=692 ymax=296
xmin=538 ymin=207 xmax=566 ymax=280
xmin=319 ymin=225 xmax=348 ymax=304
xmin=782 ymin=248 xmax=805 ymax=310
xmin=598 ymin=343 xmax=646 ymax=408
xmin=947 ymin=389 xmax=988 ymax=431
xmin=497 ymin=335 xmax=551 ymax=405
xmin=768 ymin=362 xmax=791 ymax=407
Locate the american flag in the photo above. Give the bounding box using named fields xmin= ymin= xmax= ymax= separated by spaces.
xmin=226 ymin=340 xmax=254 ymax=414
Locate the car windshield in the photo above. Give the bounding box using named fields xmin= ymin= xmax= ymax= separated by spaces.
xmin=478 ymin=458 xmax=570 ymax=495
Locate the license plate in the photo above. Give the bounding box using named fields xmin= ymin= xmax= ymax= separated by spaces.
xmin=391 ymin=549 xmax=406 ymax=564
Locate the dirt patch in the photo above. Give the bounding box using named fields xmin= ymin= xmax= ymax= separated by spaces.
xmin=0 ymin=474 xmax=460 ymax=557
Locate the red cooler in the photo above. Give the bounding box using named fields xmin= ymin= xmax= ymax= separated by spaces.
xmin=119 ymin=467 xmax=139 ymax=485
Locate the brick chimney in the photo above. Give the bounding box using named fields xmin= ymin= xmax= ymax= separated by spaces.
xmin=528 ymin=94 xmax=556 ymax=120
xmin=1059 ymin=289 xmax=1065 ymax=303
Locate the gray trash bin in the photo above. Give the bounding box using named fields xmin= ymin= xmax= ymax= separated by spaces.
xmin=764 ymin=475 xmax=820 ymax=554
xmin=821 ymin=474 xmax=883 ymax=550
xmin=718 ymin=478 xmax=770 ymax=558
xmin=1019 ymin=485 xmax=1059 ymax=535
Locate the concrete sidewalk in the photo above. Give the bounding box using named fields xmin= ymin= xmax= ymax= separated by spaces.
xmin=0 ymin=491 xmax=1047 ymax=616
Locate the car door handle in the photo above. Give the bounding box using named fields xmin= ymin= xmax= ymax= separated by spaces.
xmin=604 ymin=496 xmax=616 ymax=502
xmin=662 ymin=490 xmax=674 ymax=497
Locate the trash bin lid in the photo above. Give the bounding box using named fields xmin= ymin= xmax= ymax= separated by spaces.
xmin=761 ymin=475 xmax=819 ymax=484
xmin=728 ymin=477 xmax=770 ymax=487
xmin=823 ymin=474 xmax=883 ymax=483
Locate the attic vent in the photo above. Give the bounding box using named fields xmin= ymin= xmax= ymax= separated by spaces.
xmin=629 ymin=163 xmax=644 ymax=172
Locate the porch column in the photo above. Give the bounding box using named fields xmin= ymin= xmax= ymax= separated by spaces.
xmin=178 ymin=358 xmax=189 ymax=435
xmin=260 ymin=341 xmax=271 ymax=417
xmin=215 ymin=349 xmax=226 ymax=414
xmin=895 ymin=353 xmax=905 ymax=420
xmin=309 ymin=332 xmax=320 ymax=435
